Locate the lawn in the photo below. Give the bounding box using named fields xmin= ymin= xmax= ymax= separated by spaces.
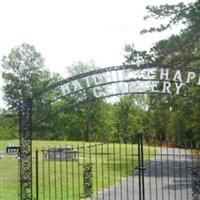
xmin=0 ymin=140 xmax=157 ymax=200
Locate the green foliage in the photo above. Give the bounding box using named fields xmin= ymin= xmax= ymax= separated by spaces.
xmin=145 ymin=0 xmax=200 ymax=144
xmin=142 ymin=1 xmax=200 ymax=66
xmin=141 ymin=2 xmax=196 ymax=33
xmin=2 ymin=43 xmax=46 ymax=110
xmin=150 ymin=30 xmax=200 ymax=65
xmin=63 ymin=62 xmax=114 ymax=141
xmin=1 ymin=43 xmax=63 ymax=139
xmin=123 ymin=0 xmax=200 ymax=145
xmin=0 ymin=112 xmax=18 ymax=140
xmin=113 ymin=95 xmax=153 ymax=142
xmin=30 ymin=61 xmax=115 ymax=141
xmin=123 ymin=43 xmax=153 ymax=65
xmin=67 ymin=60 xmax=97 ymax=76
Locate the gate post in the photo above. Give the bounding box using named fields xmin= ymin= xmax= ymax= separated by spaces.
xmin=19 ymin=99 xmax=32 ymax=200
xmin=192 ymin=166 xmax=200 ymax=200
xmin=137 ymin=133 xmax=145 ymax=200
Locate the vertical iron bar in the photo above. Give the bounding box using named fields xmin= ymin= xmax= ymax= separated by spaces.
xmin=166 ymin=139 xmax=170 ymax=200
xmin=154 ymin=137 xmax=158 ymax=200
xmin=160 ymin=137 xmax=164 ymax=200
xmin=54 ymin=148 xmax=57 ymax=200
xmin=65 ymin=144 xmax=69 ymax=200
xmin=107 ymin=143 xmax=111 ymax=200
xmin=48 ymin=147 xmax=51 ymax=200
xmin=83 ymin=142 xmax=86 ymax=199
xmin=60 ymin=146 xmax=63 ymax=200
xmin=172 ymin=139 xmax=176 ymax=200
xmin=138 ymin=134 xmax=142 ymax=200
xmin=89 ymin=142 xmax=92 ymax=200
xmin=119 ymin=141 xmax=122 ymax=200
xmin=140 ymin=134 xmax=145 ymax=200
xmin=42 ymin=149 xmax=45 ymax=200
xmin=18 ymin=152 xmax=20 ymax=200
xmin=178 ymin=142 xmax=183 ymax=200
xmin=191 ymin=142 xmax=195 ymax=200
xmin=131 ymin=136 xmax=135 ymax=200
xmin=36 ymin=149 xmax=39 ymax=200
xmin=184 ymin=140 xmax=189 ymax=200
xmin=101 ymin=143 xmax=104 ymax=200
xmin=113 ymin=142 xmax=116 ymax=200
xmin=77 ymin=142 xmax=81 ymax=199
xmin=148 ymin=134 xmax=152 ymax=200
xmin=125 ymin=141 xmax=129 ymax=200
xmin=72 ymin=144 xmax=75 ymax=200
xmin=95 ymin=142 xmax=99 ymax=200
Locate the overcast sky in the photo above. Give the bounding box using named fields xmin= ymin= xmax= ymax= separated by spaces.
xmin=0 ymin=0 xmax=193 ymax=107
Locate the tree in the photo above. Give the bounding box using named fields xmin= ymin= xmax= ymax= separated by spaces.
xmin=142 ymin=0 xmax=200 ymax=144
xmin=67 ymin=62 xmax=113 ymax=141
xmin=123 ymin=43 xmax=153 ymax=65
xmin=39 ymin=61 xmax=114 ymax=141
xmin=141 ymin=1 xmax=200 ymax=34
xmin=1 ymin=43 xmax=49 ymax=111
xmin=123 ymin=0 xmax=200 ymax=144
xmin=0 ymin=109 xmax=18 ymax=139
xmin=142 ymin=1 xmax=200 ymax=66
xmin=67 ymin=60 xmax=97 ymax=76
xmin=1 ymin=43 xmax=63 ymax=139
xmin=113 ymin=95 xmax=151 ymax=142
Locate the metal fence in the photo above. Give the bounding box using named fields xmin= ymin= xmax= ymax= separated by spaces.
xmin=33 ymin=135 xmax=200 ymax=200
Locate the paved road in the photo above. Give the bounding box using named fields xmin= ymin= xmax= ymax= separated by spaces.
xmin=91 ymin=147 xmax=198 ymax=200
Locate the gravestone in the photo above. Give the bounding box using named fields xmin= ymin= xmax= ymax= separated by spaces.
xmin=0 ymin=152 xmax=4 ymax=159
xmin=45 ymin=147 xmax=78 ymax=161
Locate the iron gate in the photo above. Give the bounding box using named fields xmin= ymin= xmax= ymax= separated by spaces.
xmin=33 ymin=134 xmax=199 ymax=200
xmin=135 ymin=134 xmax=198 ymax=200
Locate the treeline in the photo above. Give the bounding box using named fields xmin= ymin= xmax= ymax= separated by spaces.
xmin=1 ymin=0 xmax=200 ymax=144
xmin=32 ymin=94 xmax=152 ymax=141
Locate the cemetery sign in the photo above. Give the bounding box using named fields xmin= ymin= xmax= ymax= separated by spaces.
xmin=6 ymin=146 xmax=21 ymax=154
xmin=36 ymin=65 xmax=200 ymax=105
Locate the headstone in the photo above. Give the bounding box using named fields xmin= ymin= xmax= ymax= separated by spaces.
xmin=0 ymin=152 xmax=4 ymax=159
xmin=6 ymin=146 xmax=21 ymax=154
xmin=45 ymin=147 xmax=78 ymax=161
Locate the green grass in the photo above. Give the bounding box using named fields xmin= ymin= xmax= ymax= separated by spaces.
xmin=0 ymin=140 xmax=157 ymax=200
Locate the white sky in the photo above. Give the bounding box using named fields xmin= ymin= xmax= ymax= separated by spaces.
xmin=0 ymin=0 xmax=194 ymax=107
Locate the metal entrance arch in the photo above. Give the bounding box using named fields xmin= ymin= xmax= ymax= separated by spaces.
xmin=19 ymin=64 xmax=200 ymax=199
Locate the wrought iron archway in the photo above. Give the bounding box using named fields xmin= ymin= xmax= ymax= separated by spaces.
xmin=19 ymin=64 xmax=200 ymax=199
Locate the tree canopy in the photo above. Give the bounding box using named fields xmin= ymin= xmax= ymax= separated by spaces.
xmin=123 ymin=0 xmax=200 ymax=144
xmin=2 ymin=43 xmax=49 ymax=110
xmin=1 ymin=1 xmax=200 ymax=144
